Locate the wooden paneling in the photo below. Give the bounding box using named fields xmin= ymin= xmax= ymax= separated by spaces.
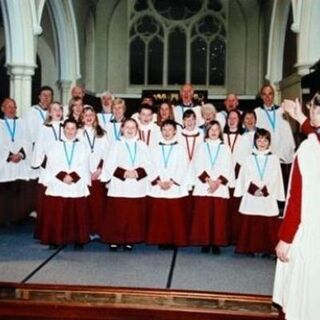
xmin=0 ymin=282 xmax=281 ymax=320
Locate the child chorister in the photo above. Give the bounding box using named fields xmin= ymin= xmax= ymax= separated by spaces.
xmin=234 ymin=128 xmax=285 ymax=255
xmin=137 ymin=104 xmax=161 ymax=148
xmin=79 ymin=106 xmax=109 ymax=240
xmin=223 ymin=110 xmax=251 ymax=244
xmin=0 ymin=98 xmax=32 ymax=224
xmin=147 ymin=119 xmax=189 ymax=247
xmin=32 ymin=102 xmax=63 ymax=237
xmin=38 ymin=118 xmax=91 ymax=249
xmin=101 ymin=118 xmax=150 ymax=251
xmin=190 ymin=120 xmax=234 ymax=254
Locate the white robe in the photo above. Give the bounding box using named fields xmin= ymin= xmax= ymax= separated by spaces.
xmin=0 ymin=118 xmax=32 ymax=182
xmin=255 ymin=106 xmax=295 ymax=164
xmin=235 ymin=150 xmax=285 ymax=216
xmin=137 ymin=122 xmax=161 ymax=148
xmin=177 ymin=128 xmax=204 ymax=188
xmin=223 ymin=132 xmax=252 ymax=186
xmin=97 ymin=112 xmax=113 ymax=131
xmin=192 ymin=140 xmax=234 ymax=198
xmin=273 ymin=133 xmax=320 ymax=320
xmin=148 ymin=139 xmax=189 ymax=199
xmin=43 ymin=139 xmax=91 ymax=198
xmin=78 ymin=127 xmax=109 ymax=181
xmin=32 ymin=121 xmax=63 ymax=185
xmin=105 ymin=120 xmax=123 ymax=146
xmin=101 ymin=137 xmax=151 ymax=198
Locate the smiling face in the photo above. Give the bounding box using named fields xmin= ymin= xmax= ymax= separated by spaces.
xmin=208 ymin=123 xmax=221 ymax=141
xmin=113 ymin=103 xmax=125 ymax=120
xmin=243 ymin=113 xmax=256 ymax=131
xmin=159 ymin=103 xmax=171 ymax=121
xmin=139 ymin=107 xmax=153 ymax=125
xmin=255 ymin=136 xmax=270 ymax=151
xmin=122 ymin=120 xmax=138 ymax=139
xmin=50 ymin=103 xmax=63 ymax=121
xmin=64 ymin=122 xmax=77 ymax=140
xmin=2 ymin=99 xmax=17 ymax=118
xmin=83 ymin=109 xmax=96 ymax=127
xmin=161 ymin=124 xmax=176 ymax=141
xmin=183 ymin=115 xmax=196 ymax=130
xmin=227 ymin=111 xmax=240 ymax=130
xmin=309 ymin=104 xmax=320 ymax=127
xmin=72 ymin=100 xmax=84 ymax=117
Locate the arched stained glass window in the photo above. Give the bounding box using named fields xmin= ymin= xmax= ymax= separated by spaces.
xmin=129 ymin=0 xmax=226 ymax=87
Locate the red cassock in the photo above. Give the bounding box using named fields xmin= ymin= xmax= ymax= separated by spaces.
xmin=234 ymin=150 xmax=285 ymax=254
xmin=100 ymin=138 xmax=151 ymax=244
xmin=146 ymin=139 xmax=189 ymax=246
xmin=189 ymin=140 xmax=234 ymax=246
xmin=37 ymin=138 xmax=91 ymax=245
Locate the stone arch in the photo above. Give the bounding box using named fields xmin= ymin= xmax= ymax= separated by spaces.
xmin=265 ymin=0 xmax=291 ymax=84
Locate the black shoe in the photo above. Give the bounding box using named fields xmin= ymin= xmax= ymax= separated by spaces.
xmin=109 ymin=244 xmax=118 ymax=252
xmin=74 ymin=243 xmax=84 ymax=251
xmin=201 ymin=246 xmax=210 ymax=253
xmin=48 ymin=244 xmax=59 ymax=250
xmin=211 ymin=245 xmax=221 ymax=255
xmin=124 ymin=244 xmax=133 ymax=251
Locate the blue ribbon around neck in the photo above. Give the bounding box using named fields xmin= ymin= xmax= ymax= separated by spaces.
xmin=4 ymin=118 xmax=16 ymax=142
xmin=125 ymin=141 xmax=137 ymax=167
xmin=161 ymin=144 xmax=174 ymax=168
xmin=206 ymin=142 xmax=221 ymax=169
xmin=254 ymin=154 xmax=268 ymax=180
xmin=63 ymin=141 xmax=76 ymax=169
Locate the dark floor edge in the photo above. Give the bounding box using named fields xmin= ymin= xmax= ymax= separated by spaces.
xmin=166 ymin=248 xmax=178 ymax=289
xmin=20 ymin=246 xmax=66 ymax=284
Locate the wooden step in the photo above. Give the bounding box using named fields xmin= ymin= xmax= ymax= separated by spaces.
xmin=0 ymin=282 xmax=281 ymax=320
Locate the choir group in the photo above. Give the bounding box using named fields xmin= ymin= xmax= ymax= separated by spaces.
xmin=0 ymin=83 xmax=297 ymax=255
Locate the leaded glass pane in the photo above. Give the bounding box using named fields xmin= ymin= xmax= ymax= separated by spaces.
xmin=209 ymin=37 xmax=225 ymax=85
xmin=130 ymin=37 xmax=145 ymax=84
xmin=191 ymin=37 xmax=207 ymax=85
xmin=168 ymin=27 xmax=186 ymax=84
xmin=148 ymin=37 xmax=164 ymax=85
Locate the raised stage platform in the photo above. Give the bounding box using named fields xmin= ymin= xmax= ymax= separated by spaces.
xmin=0 ymin=220 xmax=282 ymax=319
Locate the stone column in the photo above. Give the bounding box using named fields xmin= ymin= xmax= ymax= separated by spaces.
xmin=7 ymin=64 xmax=36 ymax=116
xmin=58 ymin=80 xmax=73 ymax=105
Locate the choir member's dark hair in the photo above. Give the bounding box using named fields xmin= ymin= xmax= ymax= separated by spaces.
xmin=156 ymin=100 xmax=175 ymax=126
xmin=68 ymin=96 xmax=83 ymax=118
xmin=81 ymin=105 xmax=105 ymax=137
xmin=183 ymin=109 xmax=196 ymax=120
xmin=242 ymin=109 xmax=257 ymax=121
xmin=253 ymin=128 xmax=271 ymax=148
xmin=204 ymin=120 xmax=223 ymax=141
xmin=38 ymin=86 xmax=54 ymax=97
xmin=62 ymin=118 xmax=79 ymax=129
xmin=121 ymin=118 xmax=139 ymax=130
xmin=160 ymin=119 xmax=177 ymax=131
xmin=141 ymin=94 xmax=154 ymax=105
xmin=138 ymin=103 xmax=154 ymax=114
xmin=224 ymin=109 xmax=244 ymax=134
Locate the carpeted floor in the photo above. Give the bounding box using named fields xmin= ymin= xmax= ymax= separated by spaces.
xmin=0 ymin=220 xmax=276 ymax=294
